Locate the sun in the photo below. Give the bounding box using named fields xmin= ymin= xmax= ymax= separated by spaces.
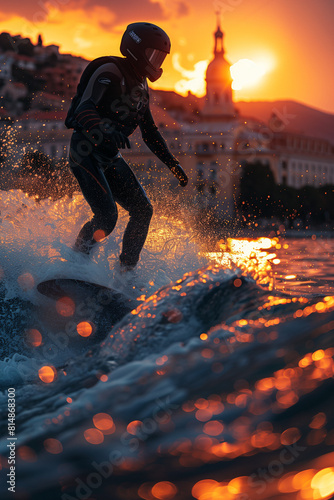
xmin=230 ymin=58 xmax=269 ymax=91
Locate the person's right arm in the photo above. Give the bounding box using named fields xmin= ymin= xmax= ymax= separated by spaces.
xmin=139 ymin=107 xmax=188 ymax=186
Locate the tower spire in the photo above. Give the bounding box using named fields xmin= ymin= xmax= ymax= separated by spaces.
xmin=214 ymin=9 xmax=224 ymax=55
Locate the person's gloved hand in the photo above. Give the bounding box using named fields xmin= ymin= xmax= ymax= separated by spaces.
xmin=170 ymin=164 xmax=188 ymax=187
xmin=108 ymin=129 xmax=131 ymax=149
xmin=102 ymin=122 xmax=131 ymax=149
xmin=113 ymin=130 xmax=131 ymax=149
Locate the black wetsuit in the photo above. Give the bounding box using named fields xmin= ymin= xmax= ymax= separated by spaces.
xmin=65 ymin=56 xmax=181 ymax=267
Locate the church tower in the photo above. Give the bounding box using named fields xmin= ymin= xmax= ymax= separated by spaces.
xmin=201 ymin=20 xmax=237 ymax=120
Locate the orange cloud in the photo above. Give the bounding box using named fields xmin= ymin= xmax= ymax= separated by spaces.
xmin=0 ymin=0 xmax=189 ymax=26
xmin=0 ymin=7 xmax=117 ymax=59
xmin=172 ymin=53 xmax=208 ymax=96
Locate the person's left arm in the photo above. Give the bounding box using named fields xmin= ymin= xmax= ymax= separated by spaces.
xmin=139 ymin=107 xmax=188 ymax=186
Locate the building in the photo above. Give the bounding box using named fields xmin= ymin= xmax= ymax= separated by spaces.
xmin=0 ymin=53 xmax=14 ymax=85
xmin=270 ymin=131 xmax=334 ymax=188
xmin=30 ymin=91 xmax=65 ymax=112
xmin=12 ymin=53 xmax=36 ymax=72
xmin=36 ymin=55 xmax=87 ymax=101
xmin=10 ymin=110 xmax=71 ymax=164
xmin=0 ymin=31 xmax=88 ymax=106
xmin=0 ymin=81 xmax=28 ymax=115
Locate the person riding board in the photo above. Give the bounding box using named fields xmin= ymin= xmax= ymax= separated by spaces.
xmin=65 ymin=22 xmax=188 ymax=271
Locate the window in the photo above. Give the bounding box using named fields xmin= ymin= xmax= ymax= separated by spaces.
xmin=196 ymin=143 xmax=210 ymax=153
xmin=196 ymin=167 xmax=205 ymax=194
xmin=209 ymin=168 xmax=216 ymax=180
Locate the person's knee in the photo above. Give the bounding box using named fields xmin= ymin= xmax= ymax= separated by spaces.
xmin=135 ymin=202 xmax=153 ymax=225
xmin=129 ymin=200 xmax=153 ymax=222
xmin=143 ymin=202 xmax=153 ymax=221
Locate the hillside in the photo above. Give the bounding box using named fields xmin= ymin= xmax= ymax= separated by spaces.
xmin=151 ymin=90 xmax=334 ymax=145
xmin=235 ymin=100 xmax=334 ymax=144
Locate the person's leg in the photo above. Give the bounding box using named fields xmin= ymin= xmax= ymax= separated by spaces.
xmin=104 ymin=155 xmax=153 ymax=268
xmin=69 ymin=135 xmax=118 ymax=254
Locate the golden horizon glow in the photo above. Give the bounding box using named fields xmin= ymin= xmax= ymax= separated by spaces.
xmin=230 ymin=58 xmax=273 ymax=91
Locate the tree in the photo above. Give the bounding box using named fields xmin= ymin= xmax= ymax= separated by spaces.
xmin=238 ymin=161 xmax=334 ymax=226
xmin=238 ymin=161 xmax=278 ymax=219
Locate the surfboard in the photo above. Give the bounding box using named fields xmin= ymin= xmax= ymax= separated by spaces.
xmin=38 ymin=277 xmax=119 ymax=298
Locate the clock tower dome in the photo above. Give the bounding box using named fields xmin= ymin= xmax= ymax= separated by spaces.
xmin=201 ymin=21 xmax=238 ymax=120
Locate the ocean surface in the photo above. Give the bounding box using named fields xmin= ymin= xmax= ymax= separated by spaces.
xmin=0 ymin=189 xmax=334 ymax=500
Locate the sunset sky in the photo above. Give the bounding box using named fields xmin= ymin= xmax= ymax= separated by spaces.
xmin=1 ymin=0 xmax=333 ymax=114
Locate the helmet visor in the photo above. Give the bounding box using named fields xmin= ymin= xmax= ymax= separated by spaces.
xmin=145 ymin=48 xmax=167 ymax=70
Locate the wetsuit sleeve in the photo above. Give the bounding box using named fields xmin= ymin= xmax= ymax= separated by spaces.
xmin=139 ymin=107 xmax=179 ymax=169
xmin=139 ymin=108 xmax=188 ymax=186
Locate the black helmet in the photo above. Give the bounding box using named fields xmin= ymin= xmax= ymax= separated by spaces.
xmin=120 ymin=22 xmax=171 ymax=82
